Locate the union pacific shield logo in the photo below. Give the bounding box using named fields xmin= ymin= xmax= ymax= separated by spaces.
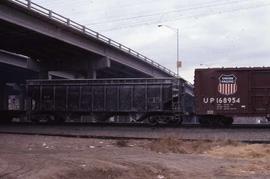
xmin=218 ymin=74 xmax=237 ymax=95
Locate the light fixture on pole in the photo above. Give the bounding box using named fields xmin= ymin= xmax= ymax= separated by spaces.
xmin=158 ymin=24 xmax=181 ymax=77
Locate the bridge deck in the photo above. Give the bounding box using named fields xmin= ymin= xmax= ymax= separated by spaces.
xmin=1 ymin=0 xmax=177 ymax=78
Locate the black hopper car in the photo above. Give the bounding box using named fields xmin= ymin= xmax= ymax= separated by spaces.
xmin=0 ymin=78 xmax=194 ymax=125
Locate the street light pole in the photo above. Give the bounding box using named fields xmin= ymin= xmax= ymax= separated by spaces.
xmin=158 ymin=24 xmax=180 ymax=77
xmin=176 ymin=28 xmax=179 ymax=77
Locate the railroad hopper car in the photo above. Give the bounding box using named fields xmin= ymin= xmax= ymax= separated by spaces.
xmin=25 ymin=78 xmax=194 ymax=124
xmin=195 ymin=67 xmax=270 ymax=126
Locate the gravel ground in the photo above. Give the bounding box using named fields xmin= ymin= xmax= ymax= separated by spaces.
xmin=0 ymin=134 xmax=270 ymax=179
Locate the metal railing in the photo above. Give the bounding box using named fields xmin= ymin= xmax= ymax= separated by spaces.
xmin=9 ymin=0 xmax=177 ymax=77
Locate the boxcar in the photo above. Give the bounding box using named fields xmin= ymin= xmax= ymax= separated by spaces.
xmin=26 ymin=78 xmax=194 ymax=124
xmin=195 ymin=67 xmax=270 ymax=126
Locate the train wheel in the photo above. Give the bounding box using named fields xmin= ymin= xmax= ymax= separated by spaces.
xmin=30 ymin=115 xmax=42 ymax=123
xmin=208 ymin=117 xmax=220 ymax=127
xmin=171 ymin=116 xmax=183 ymax=125
xmin=94 ymin=114 xmax=114 ymax=122
xmin=208 ymin=117 xmax=225 ymax=128
xmin=211 ymin=116 xmax=233 ymax=127
xmin=221 ymin=117 xmax=233 ymax=127
xmin=31 ymin=114 xmax=53 ymax=123
xmin=198 ymin=117 xmax=210 ymax=127
xmin=48 ymin=114 xmax=65 ymax=124
xmin=30 ymin=118 xmax=39 ymax=123
xmin=199 ymin=116 xmax=233 ymax=127
xmin=148 ymin=116 xmax=159 ymax=126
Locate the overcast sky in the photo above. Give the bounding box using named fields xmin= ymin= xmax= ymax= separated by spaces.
xmin=32 ymin=0 xmax=270 ymax=82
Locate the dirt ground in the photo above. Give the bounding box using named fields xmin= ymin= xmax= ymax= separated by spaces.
xmin=0 ymin=134 xmax=270 ymax=179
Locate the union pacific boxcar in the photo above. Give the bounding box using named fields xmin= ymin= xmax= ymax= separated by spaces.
xmin=195 ymin=67 xmax=270 ymax=126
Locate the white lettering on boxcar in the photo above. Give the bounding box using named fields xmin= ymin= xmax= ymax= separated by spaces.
xmin=203 ymin=97 xmax=240 ymax=104
xmin=203 ymin=98 xmax=208 ymax=103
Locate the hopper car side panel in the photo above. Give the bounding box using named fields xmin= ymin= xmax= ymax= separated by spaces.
xmin=26 ymin=78 xmax=191 ymax=117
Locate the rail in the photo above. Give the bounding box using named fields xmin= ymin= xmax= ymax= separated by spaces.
xmin=1 ymin=124 xmax=270 ymax=143
xmin=8 ymin=0 xmax=177 ymax=77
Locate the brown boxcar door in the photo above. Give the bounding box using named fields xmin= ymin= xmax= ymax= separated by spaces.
xmin=250 ymin=71 xmax=270 ymax=115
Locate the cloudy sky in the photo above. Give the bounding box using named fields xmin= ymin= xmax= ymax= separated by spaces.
xmin=32 ymin=0 xmax=270 ymax=82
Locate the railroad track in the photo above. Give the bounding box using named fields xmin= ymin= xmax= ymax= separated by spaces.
xmin=2 ymin=121 xmax=270 ymax=128
xmin=0 ymin=123 xmax=270 ymax=143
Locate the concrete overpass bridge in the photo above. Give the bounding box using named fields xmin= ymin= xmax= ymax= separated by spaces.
xmin=0 ymin=0 xmax=177 ymax=79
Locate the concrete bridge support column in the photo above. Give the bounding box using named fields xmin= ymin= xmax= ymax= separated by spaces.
xmin=87 ymin=69 xmax=97 ymax=79
xmin=85 ymin=56 xmax=111 ymax=79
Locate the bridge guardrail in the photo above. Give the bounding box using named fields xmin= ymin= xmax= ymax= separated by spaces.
xmin=9 ymin=0 xmax=177 ymax=77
